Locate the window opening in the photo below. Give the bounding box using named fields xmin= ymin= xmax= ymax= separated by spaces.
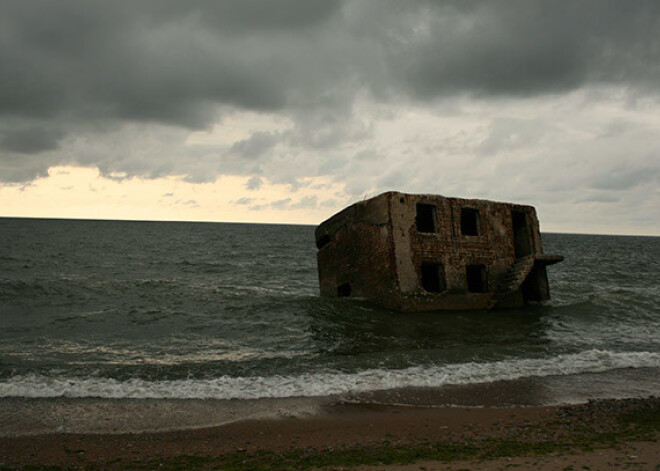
xmin=466 ymin=265 xmax=488 ymax=293
xmin=337 ymin=283 xmax=351 ymax=297
xmin=460 ymin=208 xmax=480 ymax=236
xmin=316 ymin=234 xmax=331 ymax=249
xmin=416 ymin=204 xmax=437 ymax=233
xmin=511 ymin=210 xmax=532 ymax=258
xmin=421 ymin=262 xmax=446 ymax=293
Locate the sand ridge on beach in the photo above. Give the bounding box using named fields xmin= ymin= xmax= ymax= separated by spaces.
xmin=1 ymin=396 xmax=658 ymax=470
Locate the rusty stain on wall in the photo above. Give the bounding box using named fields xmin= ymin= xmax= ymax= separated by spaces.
xmin=315 ymin=191 xmax=563 ymax=311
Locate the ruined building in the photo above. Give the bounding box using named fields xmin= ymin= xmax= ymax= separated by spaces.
xmin=315 ymin=192 xmax=563 ymax=311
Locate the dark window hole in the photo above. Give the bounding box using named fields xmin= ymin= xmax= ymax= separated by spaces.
xmin=466 ymin=264 xmax=488 ymax=293
xmin=337 ymin=283 xmax=351 ymax=297
xmin=512 ymin=210 xmax=532 ymax=258
xmin=316 ymin=234 xmax=331 ymax=249
xmin=416 ymin=203 xmax=437 ymax=233
xmin=460 ymin=208 xmax=480 ymax=236
xmin=421 ymin=262 xmax=446 ymax=293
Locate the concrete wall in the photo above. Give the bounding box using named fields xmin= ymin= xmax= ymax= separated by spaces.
xmin=388 ymin=192 xmax=542 ymax=310
xmin=316 ymin=194 xmax=398 ymax=307
xmin=316 ymin=191 xmax=547 ymax=311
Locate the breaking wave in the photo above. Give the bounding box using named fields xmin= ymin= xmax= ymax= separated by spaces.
xmin=2 ymin=349 xmax=659 ymax=400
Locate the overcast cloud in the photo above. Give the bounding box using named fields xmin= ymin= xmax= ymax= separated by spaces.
xmin=1 ymin=0 xmax=659 ymax=233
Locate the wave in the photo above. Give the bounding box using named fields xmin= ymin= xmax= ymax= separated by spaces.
xmin=1 ymin=349 xmax=659 ymax=400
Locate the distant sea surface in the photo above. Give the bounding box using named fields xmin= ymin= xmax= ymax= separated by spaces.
xmin=1 ymin=218 xmax=659 ymax=404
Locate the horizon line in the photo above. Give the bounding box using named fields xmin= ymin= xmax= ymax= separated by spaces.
xmin=2 ymin=215 xmax=659 ymax=238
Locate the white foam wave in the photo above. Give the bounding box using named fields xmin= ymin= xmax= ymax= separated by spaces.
xmin=2 ymin=349 xmax=659 ymax=400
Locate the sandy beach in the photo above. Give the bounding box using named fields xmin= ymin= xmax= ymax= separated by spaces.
xmin=1 ymin=396 xmax=658 ymax=470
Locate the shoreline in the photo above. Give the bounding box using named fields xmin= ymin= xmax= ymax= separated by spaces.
xmin=1 ymin=396 xmax=658 ymax=470
xmin=3 ymin=367 xmax=660 ymax=437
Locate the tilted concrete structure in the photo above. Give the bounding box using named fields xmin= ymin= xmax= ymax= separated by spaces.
xmin=315 ymin=191 xmax=563 ymax=311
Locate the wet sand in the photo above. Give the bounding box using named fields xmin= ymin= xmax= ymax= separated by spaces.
xmin=1 ymin=396 xmax=659 ymax=470
xmin=2 ymin=372 xmax=659 ymax=469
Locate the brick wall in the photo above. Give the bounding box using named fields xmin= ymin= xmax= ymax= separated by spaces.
xmin=316 ymin=191 xmax=546 ymax=311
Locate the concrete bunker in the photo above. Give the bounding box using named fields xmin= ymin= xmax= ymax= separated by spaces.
xmin=315 ymin=191 xmax=563 ymax=311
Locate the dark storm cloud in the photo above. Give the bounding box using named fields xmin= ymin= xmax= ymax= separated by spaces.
xmin=401 ymin=1 xmax=660 ymax=98
xmin=229 ymin=132 xmax=280 ymax=159
xmin=1 ymin=0 xmax=660 ymax=183
xmin=0 ymin=126 xmax=65 ymax=154
xmin=0 ymin=0 xmax=344 ymax=128
xmin=168 ymin=0 xmax=342 ymax=32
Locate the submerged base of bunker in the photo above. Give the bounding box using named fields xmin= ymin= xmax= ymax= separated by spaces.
xmin=315 ymin=192 xmax=562 ymax=311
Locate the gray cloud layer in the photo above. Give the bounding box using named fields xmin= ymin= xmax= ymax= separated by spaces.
xmin=1 ymin=1 xmax=660 ymax=233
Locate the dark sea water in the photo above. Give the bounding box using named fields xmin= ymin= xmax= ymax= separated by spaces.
xmin=1 ymin=218 xmax=659 ymax=403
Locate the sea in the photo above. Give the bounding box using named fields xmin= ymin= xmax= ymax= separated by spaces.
xmin=1 ymin=218 xmax=660 ymax=432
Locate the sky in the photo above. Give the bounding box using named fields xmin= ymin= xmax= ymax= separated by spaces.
xmin=1 ymin=1 xmax=659 ymax=235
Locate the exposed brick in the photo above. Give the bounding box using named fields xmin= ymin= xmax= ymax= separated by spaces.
xmin=315 ymin=192 xmax=563 ymax=311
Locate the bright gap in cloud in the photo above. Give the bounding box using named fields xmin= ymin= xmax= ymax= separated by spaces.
xmin=0 ymin=166 xmax=346 ymax=225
